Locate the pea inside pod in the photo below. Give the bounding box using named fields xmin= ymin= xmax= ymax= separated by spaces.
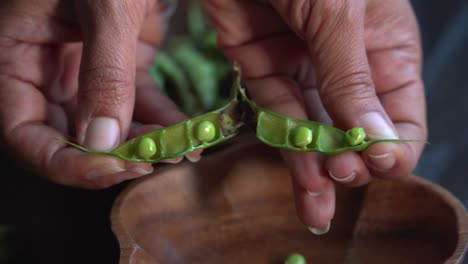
xmin=345 ymin=127 xmax=366 ymax=146
xmin=136 ymin=137 xmax=157 ymax=159
xmin=292 ymin=126 xmax=313 ymax=148
xmin=196 ymin=120 xmax=216 ymax=142
xmin=236 ymin=76 xmax=418 ymax=154
xmin=62 ymin=73 xmax=420 ymax=162
xmin=61 ymin=90 xmax=243 ymax=163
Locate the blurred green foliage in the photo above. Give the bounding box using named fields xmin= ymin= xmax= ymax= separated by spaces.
xmin=150 ymin=0 xmax=234 ymax=117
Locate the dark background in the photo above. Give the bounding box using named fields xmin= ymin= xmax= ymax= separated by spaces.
xmin=0 ymin=1 xmax=467 ymax=263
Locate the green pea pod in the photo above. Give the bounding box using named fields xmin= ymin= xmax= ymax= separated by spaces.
xmin=153 ymin=51 xmax=197 ymax=115
xmin=149 ymin=63 xmax=165 ymax=92
xmin=171 ymin=42 xmax=218 ymax=111
xmin=235 ymin=77 xmax=418 ymax=154
xmin=187 ymin=0 xmax=209 ymax=42
xmin=61 ymin=91 xmax=243 ymax=163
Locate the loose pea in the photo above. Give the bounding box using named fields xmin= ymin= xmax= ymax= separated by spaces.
xmin=293 ymin=126 xmax=313 ymax=148
xmin=285 ymin=253 xmax=306 ymax=264
xmin=137 ymin=137 xmax=157 ymax=159
xmin=196 ymin=120 xmax=216 ymax=142
xmin=345 ymin=127 xmax=366 ymax=146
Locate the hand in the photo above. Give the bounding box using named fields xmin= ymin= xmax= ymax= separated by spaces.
xmin=203 ymin=0 xmax=427 ymax=232
xmin=0 ymin=0 xmax=197 ymax=188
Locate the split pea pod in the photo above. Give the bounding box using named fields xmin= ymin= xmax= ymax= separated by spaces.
xmin=62 ymin=96 xmax=242 ymax=163
xmin=236 ymin=78 xmax=415 ymax=154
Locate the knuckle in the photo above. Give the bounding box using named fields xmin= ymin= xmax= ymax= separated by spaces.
xmin=320 ymin=71 xmax=375 ymax=107
xmin=288 ymin=0 xmax=349 ymax=38
xmin=80 ymin=66 xmax=132 ymax=108
xmin=85 ymin=0 xmax=147 ymax=29
xmin=286 ymin=0 xmax=314 ymax=37
xmin=319 ymin=1 xmax=348 ymax=19
xmin=288 ymin=1 xmax=363 ymax=42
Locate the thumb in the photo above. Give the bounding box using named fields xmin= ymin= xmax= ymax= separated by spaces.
xmin=271 ymin=0 xmax=398 ymax=139
xmin=75 ymin=1 xmax=145 ymax=151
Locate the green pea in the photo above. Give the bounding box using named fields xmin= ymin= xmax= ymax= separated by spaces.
xmin=238 ymin=76 xmax=416 ymax=154
xmin=345 ymin=127 xmax=366 ymax=146
xmin=62 ymin=74 xmax=418 ymax=162
xmin=196 ymin=120 xmax=216 ymax=142
xmin=285 ymin=253 xmax=306 ymax=264
xmin=293 ymin=126 xmax=313 ymax=148
xmin=137 ymin=137 xmax=157 ymax=159
xmin=60 ymin=94 xmax=242 ymax=163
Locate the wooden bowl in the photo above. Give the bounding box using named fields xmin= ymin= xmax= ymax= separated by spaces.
xmin=111 ymin=140 xmax=468 ymax=264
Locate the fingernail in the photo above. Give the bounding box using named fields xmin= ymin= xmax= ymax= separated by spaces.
xmin=161 ymin=157 xmax=184 ymax=164
xmin=368 ymin=152 xmax=396 ymax=171
xmin=306 ymin=190 xmax=321 ymax=197
xmin=129 ymin=167 xmax=154 ymax=175
xmin=359 ymin=112 xmax=398 ymax=139
xmin=328 ymin=170 xmax=356 ymax=183
xmin=83 ymin=117 xmax=120 ymax=151
xmin=308 ymin=221 xmax=331 ymax=235
xmin=87 ymin=166 xmax=125 ymax=179
xmin=186 ymin=154 xmax=201 ymax=163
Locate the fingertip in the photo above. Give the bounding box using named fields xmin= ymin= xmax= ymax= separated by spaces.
xmin=186 ymin=150 xmax=203 ymax=163
xmin=328 ymin=170 xmax=356 ymax=183
xmin=363 ymin=142 xmax=415 ymax=179
xmin=127 ymin=164 xmax=154 ymax=175
xmin=308 ymin=220 xmax=331 ymax=235
xmin=324 ymin=151 xmax=371 ymax=187
xmin=160 ymin=156 xmax=183 ymax=164
xmin=293 ymin=180 xmax=335 ymax=229
xmin=81 ymin=117 xmax=120 ymax=151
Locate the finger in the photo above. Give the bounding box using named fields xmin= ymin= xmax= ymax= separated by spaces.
xmin=0 ymin=76 xmax=152 ymax=189
xmin=363 ymin=0 xmax=426 ymax=178
xmin=303 ymin=88 xmax=371 ymax=186
xmin=203 ymin=0 xmax=288 ymax=47
xmin=245 ymin=75 xmax=334 ymax=230
xmin=325 ymin=152 xmax=371 ymax=186
xmin=271 ymin=1 xmax=409 ymax=179
xmin=138 ymin=0 xmax=173 ymax=48
xmin=0 ymin=0 xmax=80 ymax=43
xmin=292 ymin=178 xmax=335 ymax=234
xmin=74 ymin=0 xmax=148 ymax=151
xmin=362 ymin=80 xmax=426 ymax=179
xmin=273 ymin=0 xmax=394 ymax=135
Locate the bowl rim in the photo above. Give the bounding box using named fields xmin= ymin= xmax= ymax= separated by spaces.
xmin=110 ymin=144 xmax=468 ymax=264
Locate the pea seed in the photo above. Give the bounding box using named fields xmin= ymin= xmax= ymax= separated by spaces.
xmin=137 ymin=137 xmax=157 ymax=159
xmin=293 ymin=126 xmax=313 ymax=148
xmin=196 ymin=120 xmax=216 ymax=142
xmin=63 ymin=75 xmax=417 ymax=162
xmin=345 ymin=127 xmax=366 ymax=146
xmin=285 ymin=253 xmax=306 ymax=264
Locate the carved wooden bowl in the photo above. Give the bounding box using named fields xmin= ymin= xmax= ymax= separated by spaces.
xmin=111 ymin=141 xmax=468 ymax=264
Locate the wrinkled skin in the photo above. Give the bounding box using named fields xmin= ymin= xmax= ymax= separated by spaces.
xmin=0 ymin=0 xmax=426 ymax=231
xmin=203 ymin=0 xmax=426 ymax=230
xmin=0 ymin=0 xmax=201 ymax=189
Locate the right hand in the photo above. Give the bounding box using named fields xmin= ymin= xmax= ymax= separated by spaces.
xmin=203 ymin=0 xmax=427 ymax=233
